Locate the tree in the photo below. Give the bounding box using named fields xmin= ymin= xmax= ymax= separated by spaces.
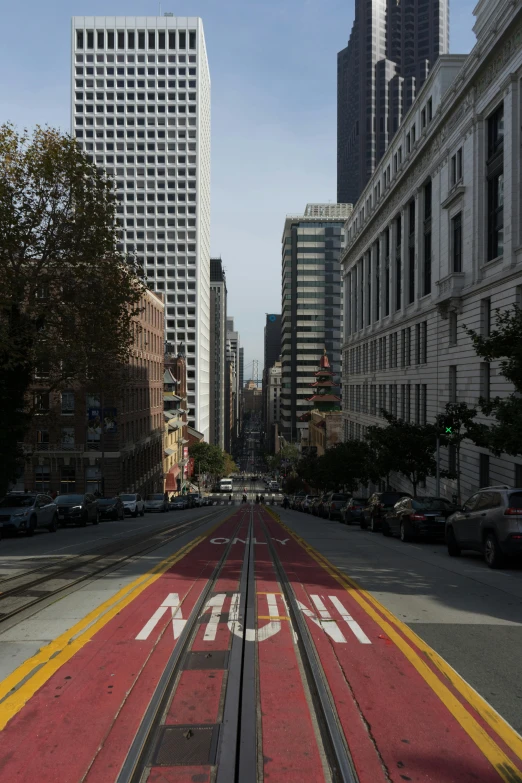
xmin=314 ymin=441 xmax=377 ymax=492
xmin=0 ymin=124 xmax=144 ymax=494
xmin=371 ymin=413 xmax=439 ymax=495
xmin=188 ymin=442 xmax=226 ymax=477
xmin=434 ymin=402 xmax=487 ymax=503
xmin=223 ymin=452 xmax=238 ymax=476
xmin=366 ymin=420 xmax=399 ymax=490
xmin=466 ymin=306 xmax=522 ymax=457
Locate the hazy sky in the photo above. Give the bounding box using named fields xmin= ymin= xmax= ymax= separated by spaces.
xmin=0 ymin=0 xmax=477 ymax=377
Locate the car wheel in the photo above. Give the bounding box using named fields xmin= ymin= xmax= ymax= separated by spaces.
xmin=48 ymin=514 xmax=57 ymax=533
xmin=400 ymin=520 xmax=412 ymax=543
xmin=446 ymin=526 xmax=461 ymax=557
xmin=26 ymin=516 xmax=36 ymax=537
xmin=382 ymin=521 xmax=392 ymax=537
xmin=140 ymin=508 xmax=145 ymax=517
xmin=484 ymin=532 xmax=505 ymax=569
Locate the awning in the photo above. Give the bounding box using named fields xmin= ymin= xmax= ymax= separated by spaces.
xmin=165 ymin=463 xmax=180 ymax=491
xmin=164 ymin=447 xmax=176 ymax=456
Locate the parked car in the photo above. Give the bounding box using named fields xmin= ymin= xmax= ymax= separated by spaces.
xmin=301 ymin=495 xmax=319 ymax=513
xmin=315 ymin=494 xmax=333 ymax=518
xmin=310 ymin=495 xmax=326 ymax=516
xmin=362 ymin=491 xmax=412 ymax=531
xmin=97 ymin=496 xmax=125 ymax=521
xmin=445 ymin=485 xmax=522 ymax=568
xmin=120 ymin=493 xmax=145 ymax=517
xmin=340 ymin=497 xmax=367 ymax=525
xmin=383 ymin=496 xmax=456 ymax=541
xmin=185 ymin=493 xmax=201 ymax=508
xmin=170 ymin=497 xmax=188 ymax=510
xmin=0 ymin=492 xmax=58 ymax=536
xmin=324 ymin=492 xmax=350 ymax=521
xmin=55 ymin=494 xmax=99 ymax=527
xmin=145 ymin=493 xmax=168 ymax=513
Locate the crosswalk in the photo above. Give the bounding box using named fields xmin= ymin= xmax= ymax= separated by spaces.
xmin=205 ymin=495 xmax=283 ymax=507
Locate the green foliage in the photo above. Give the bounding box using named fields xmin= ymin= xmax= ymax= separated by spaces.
xmin=369 ymin=413 xmax=439 ymax=494
xmin=466 ymin=306 xmax=522 ymax=457
xmin=189 ymin=442 xmax=234 ymax=477
xmin=0 ymin=124 xmax=145 ymax=494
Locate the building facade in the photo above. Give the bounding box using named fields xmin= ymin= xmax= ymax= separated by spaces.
xmin=280 ymin=204 xmax=351 ymax=442
xmin=71 ymin=15 xmax=211 ymax=438
xmin=265 ymin=361 xmax=282 ymax=453
xmin=264 ymin=313 xmax=281 ymax=373
xmin=337 ymin=0 xmax=449 ymax=206
xmin=226 ymin=317 xmax=241 ymax=437
xmin=209 ymin=258 xmax=227 ymax=448
xmin=25 ymin=290 xmax=165 ymax=497
xmin=341 ymin=0 xmax=522 ymax=499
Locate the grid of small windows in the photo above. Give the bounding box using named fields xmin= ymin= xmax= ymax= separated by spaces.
xmin=74 ymin=25 xmax=200 ymax=423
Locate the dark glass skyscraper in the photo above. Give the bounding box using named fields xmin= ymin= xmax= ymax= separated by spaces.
xmin=337 ymin=0 xmax=449 ymax=205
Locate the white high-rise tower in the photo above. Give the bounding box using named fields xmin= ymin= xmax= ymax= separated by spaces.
xmin=71 ymin=16 xmax=211 ymax=437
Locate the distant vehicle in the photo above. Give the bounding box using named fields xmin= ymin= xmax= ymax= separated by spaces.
xmin=446 ymin=486 xmax=522 ymax=568
xmin=0 ymin=492 xmax=57 ymax=536
xmin=121 ymin=493 xmax=145 ymax=518
xmin=145 ymin=493 xmax=168 ymax=513
xmin=219 ymin=478 xmax=233 ymax=493
xmin=186 ymin=492 xmax=202 ymax=507
xmin=97 ymin=497 xmax=125 ymax=521
xmin=362 ymin=491 xmax=412 ymax=532
xmin=383 ymin=497 xmax=456 ymax=541
xmin=170 ymin=497 xmax=188 ymax=510
xmin=269 ymin=481 xmax=280 ymax=492
xmin=55 ymin=494 xmax=99 ymax=527
xmin=340 ymin=497 xmax=367 ymax=525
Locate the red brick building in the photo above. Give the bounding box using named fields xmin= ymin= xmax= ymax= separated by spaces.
xmin=22 ymin=290 xmax=165 ymax=497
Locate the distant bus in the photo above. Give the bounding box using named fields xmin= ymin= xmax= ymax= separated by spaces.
xmin=219 ymin=478 xmax=233 ymax=493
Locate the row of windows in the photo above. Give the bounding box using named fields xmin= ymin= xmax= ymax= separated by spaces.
xmin=346 ymin=322 xmax=428 ymax=373
xmin=75 ymin=66 xmax=196 ymax=78
xmin=76 ymin=30 xmax=197 ymax=52
xmin=346 ymin=382 xmax=427 ymax=423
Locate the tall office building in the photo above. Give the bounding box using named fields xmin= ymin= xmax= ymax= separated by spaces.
xmin=337 ymin=0 xmax=449 ymax=205
xmin=264 ymin=314 xmax=281 ymax=373
xmin=71 ymin=16 xmax=211 ymax=438
xmin=209 ymin=258 xmax=227 ymax=449
xmin=226 ymin=317 xmax=241 ymax=437
xmin=280 ymin=204 xmax=351 ymax=442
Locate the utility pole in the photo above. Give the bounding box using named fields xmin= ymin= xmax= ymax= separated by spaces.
xmin=435 ymin=435 xmax=440 ymax=497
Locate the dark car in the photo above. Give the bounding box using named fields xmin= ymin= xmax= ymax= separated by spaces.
xmin=340 ymin=497 xmax=367 ymax=525
xmin=55 ymin=494 xmax=99 ymax=527
xmin=383 ymin=496 xmax=456 ymax=541
xmin=362 ymin=491 xmax=412 ymax=531
xmin=310 ymin=495 xmax=326 ymax=516
xmin=324 ymin=492 xmax=350 ymax=521
xmin=97 ymin=497 xmax=125 ymax=521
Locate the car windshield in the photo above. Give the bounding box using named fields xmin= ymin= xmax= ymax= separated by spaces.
xmin=120 ymin=494 xmax=136 ymax=501
xmin=97 ymin=498 xmax=117 ymax=506
xmin=56 ymin=495 xmax=84 ymax=504
xmin=0 ymin=495 xmax=36 ymax=508
xmin=147 ymin=494 xmax=164 ymax=501
xmin=412 ymin=498 xmax=453 ymax=510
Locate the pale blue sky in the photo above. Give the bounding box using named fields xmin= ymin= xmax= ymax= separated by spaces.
xmin=0 ymin=0 xmax=477 ymax=375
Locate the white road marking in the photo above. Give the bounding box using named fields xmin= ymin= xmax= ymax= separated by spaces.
xmin=329 ymin=595 xmax=372 ymax=644
xmin=228 ymin=592 xmax=281 ymax=642
xmin=135 ymin=593 xmax=186 ymax=640
xmin=308 ymin=595 xmax=347 ymax=643
xmin=202 ymin=593 xmax=226 ymax=641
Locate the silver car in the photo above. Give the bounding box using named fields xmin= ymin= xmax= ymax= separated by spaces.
xmin=446 ymin=485 xmax=522 ymax=568
xmin=144 ymin=493 xmax=168 ymax=513
xmin=0 ymin=492 xmax=58 ymax=536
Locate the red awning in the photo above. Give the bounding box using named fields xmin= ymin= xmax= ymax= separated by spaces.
xmin=165 ymin=464 xmax=180 ymax=490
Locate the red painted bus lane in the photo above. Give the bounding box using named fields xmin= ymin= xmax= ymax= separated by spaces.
xmin=262 ymin=510 xmax=522 ymax=783
xmin=0 ymin=512 xmax=247 ymax=783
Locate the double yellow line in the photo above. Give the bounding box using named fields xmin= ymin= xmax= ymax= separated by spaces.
xmin=267 ymin=509 xmax=522 ymax=783
xmin=0 ymin=515 xmax=230 ymax=732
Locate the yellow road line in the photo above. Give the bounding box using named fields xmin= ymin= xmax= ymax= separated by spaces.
xmin=0 ymin=517 xmax=226 ymax=731
xmin=266 ymin=509 xmax=522 ymax=783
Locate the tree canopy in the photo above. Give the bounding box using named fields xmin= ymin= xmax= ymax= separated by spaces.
xmin=0 ymin=124 xmax=144 ymax=494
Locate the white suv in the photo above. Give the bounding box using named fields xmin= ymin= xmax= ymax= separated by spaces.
xmin=120 ymin=493 xmax=145 ymax=518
